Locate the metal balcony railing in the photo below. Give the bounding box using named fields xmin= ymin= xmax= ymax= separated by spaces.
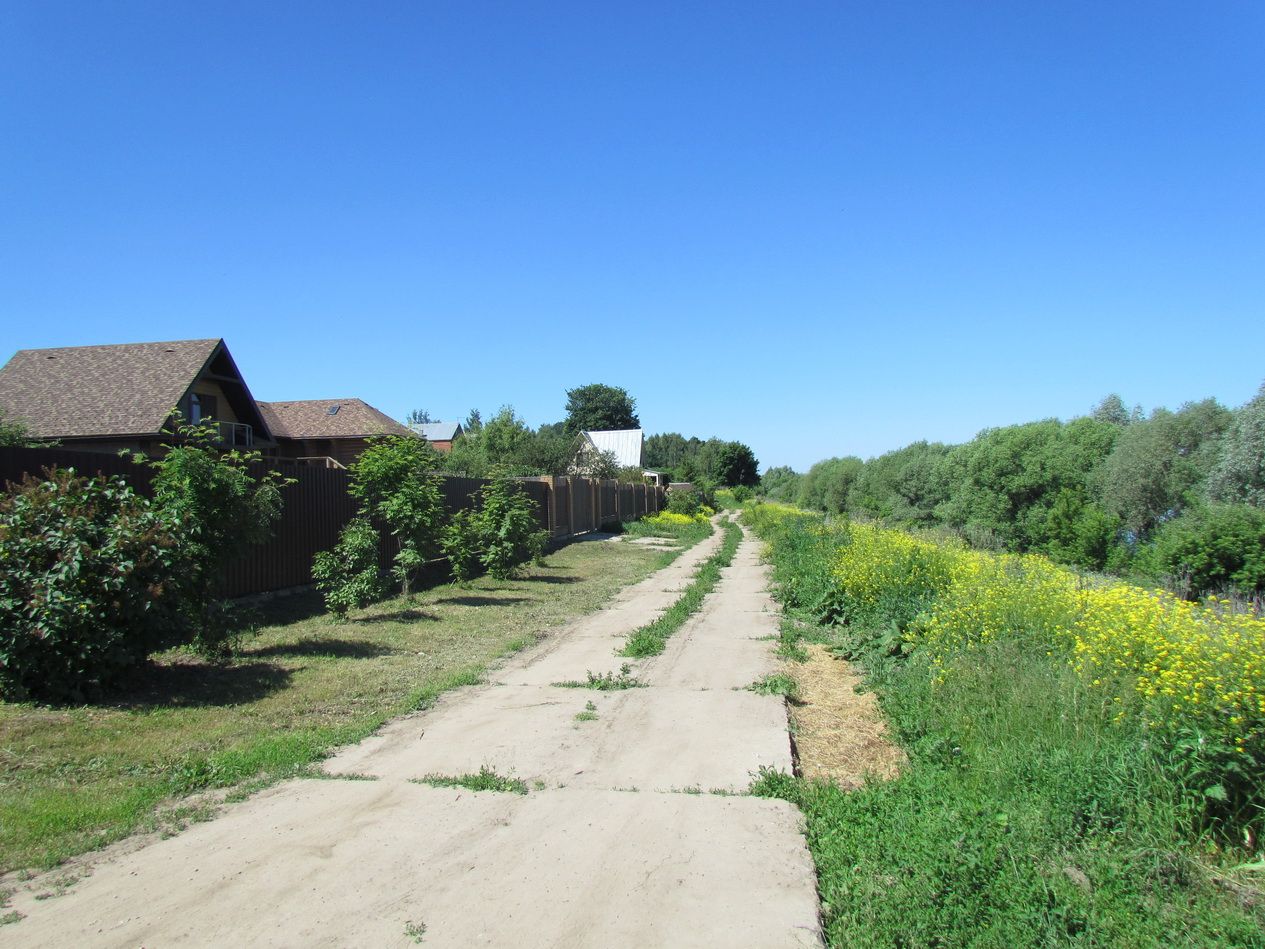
xmin=215 ymin=421 xmax=254 ymax=448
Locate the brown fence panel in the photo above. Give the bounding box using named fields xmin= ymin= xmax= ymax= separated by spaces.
xmin=1 ymin=448 xmax=661 ymax=596
xmin=224 ymin=464 xmax=359 ymax=597
xmin=598 ymin=480 xmax=617 ymax=526
xmin=0 ymin=446 xmax=155 ymax=492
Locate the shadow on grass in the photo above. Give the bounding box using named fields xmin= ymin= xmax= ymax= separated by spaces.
xmin=431 ymin=595 xmax=534 ymax=607
xmin=354 ymin=608 xmax=439 ymax=625
xmin=525 ymin=575 xmax=582 ymax=585
xmin=114 ymin=660 xmax=293 ymax=710
xmin=248 ymin=638 xmax=396 ymax=660
xmin=252 ymin=590 xmax=328 ymax=627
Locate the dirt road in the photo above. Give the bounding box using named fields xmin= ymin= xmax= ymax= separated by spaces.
xmin=8 ymin=524 xmax=823 ymax=947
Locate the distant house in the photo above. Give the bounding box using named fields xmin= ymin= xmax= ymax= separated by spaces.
xmin=0 ymin=338 xmax=273 ymax=455
xmin=573 ymin=428 xmax=644 ymax=475
xmin=408 ymin=420 xmax=464 ymax=453
xmin=259 ymin=399 xmax=418 ymax=468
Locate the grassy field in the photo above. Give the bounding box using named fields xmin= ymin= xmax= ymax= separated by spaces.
xmin=745 ymin=502 xmax=1265 ymax=947
xmin=0 ymin=535 xmax=679 ymax=875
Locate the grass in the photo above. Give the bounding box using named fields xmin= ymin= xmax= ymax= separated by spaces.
xmin=0 ymin=535 xmax=682 ymax=875
xmin=573 ymin=700 xmax=599 ymax=722
xmin=553 ymin=664 xmax=643 ymax=690
xmin=620 ymin=518 xmax=743 ymax=657
xmin=746 ymin=508 xmax=1265 ymax=947
xmin=415 ymin=766 xmax=528 ymax=795
xmin=622 ymin=514 xmax=714 ymax=544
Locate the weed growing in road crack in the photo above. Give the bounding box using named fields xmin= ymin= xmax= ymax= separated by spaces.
xmin=620 ymin=519 xmax=743 ymax=658
xmin=554 ymin=664 xmax=643 ymax=690
xmin=748 ymin=673 xmax=800 ymax=699
xmin=404 ymin=919 xmax=427 ymax=942
xmin=415 ymin=765 xmax=528 ymax=794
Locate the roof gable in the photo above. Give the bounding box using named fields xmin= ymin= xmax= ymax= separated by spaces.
xmin=582 ymin=428 xmax=644 ymax=468
xmin=409 ymin=421 xmax=463 ymax=441
xmin=258 ymin=399 xmax=416 ymax=440
xmin=0 ymin=338 xmax=235 ymax=439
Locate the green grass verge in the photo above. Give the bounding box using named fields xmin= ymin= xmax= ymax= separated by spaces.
xmin=620 ymin=519 xmax=743 ymax=658
xmin=0 ymin=536 xmax=684 ymax=874
xmin=747 ymin=516 xmax=1265 ymax=947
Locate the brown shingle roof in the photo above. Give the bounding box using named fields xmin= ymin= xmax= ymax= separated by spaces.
xmin=0 ymin=338 xmax=224 ymax=438
xmin=257 ymin=399 xmax=416 ymax=440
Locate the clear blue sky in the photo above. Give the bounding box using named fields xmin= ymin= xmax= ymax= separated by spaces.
xmin=3 ymin=2 xmax=1263 ymax=471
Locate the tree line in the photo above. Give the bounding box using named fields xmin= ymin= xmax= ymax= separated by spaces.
xmin=411 ymin=384 xmax=761 ymax=489
xmin=762 ymin=388 xmax=1265 ymax=600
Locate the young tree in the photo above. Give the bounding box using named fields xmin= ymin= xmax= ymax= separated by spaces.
xmin=347 ymin=436 xmax=446 ymax=595
xmin=141 ymin=418 xmax=291 ymax=655
xmin=563 ymin=384 xmax=639 ymax=435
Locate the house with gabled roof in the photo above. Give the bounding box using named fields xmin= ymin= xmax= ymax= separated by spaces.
xmin=260 ymin=399 xmax=417 ymax=468
xmin=407 ymin=421 xmax=464 ymax=453
xmin=0 ymin=338 xmax=420 ymax=468
xmin=0 ymin=338 xmax=272 ymax=455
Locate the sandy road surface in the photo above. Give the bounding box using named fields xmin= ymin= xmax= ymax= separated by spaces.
xmin=7 ymin=524 xmax=822 ymax=947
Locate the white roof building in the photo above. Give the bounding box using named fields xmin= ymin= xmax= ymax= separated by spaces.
xmin=580 ymin=428 xmax=644 ymax=468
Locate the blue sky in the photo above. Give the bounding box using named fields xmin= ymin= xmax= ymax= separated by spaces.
xmin=2 ymin=2 xmax=1263 ymax=471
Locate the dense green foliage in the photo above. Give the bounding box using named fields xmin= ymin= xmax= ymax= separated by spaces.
xmin=562 ymin=383 xmax=640 ymax=435
xmin=767 ymin=386 xmax=1265 ymax=600
xmin=443 ymin=406 xmax=579 ymax=478
xmin=0 ymin=471 xmax=184 ymax=701
xmin=1 ymin=422 xmax=289 ymax=699
xmin=643 ymin=432 xmax=760 ymax=487
xmin=745 ymin=507 xmax=1265 ymax=946
xmin=138 ymin=420 xmax=290 ymax=655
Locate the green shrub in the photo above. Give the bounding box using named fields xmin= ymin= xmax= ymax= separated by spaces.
xmin=1138 ymin=502 xmax=1265 ymax=599
xmin=666 ymin=488 xmax=703 ymax=516
xmin=0 ymin=469 xmax=184 ymax=701
xmin=441 ymin=509 xmax=484 ymax=583
xmin=441 ymin=475 xmax=546 ymax=582
xmin=312 ymin=517 xmax=386 ymax=619
xmin=476 ymin=475 xmax=546 ymax=579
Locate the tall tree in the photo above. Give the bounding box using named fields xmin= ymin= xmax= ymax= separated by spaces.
xmin=713 ymin=441 xmax=760 ymax=487
xmin=1098 ymin=400 xmax=1231 ymax=535
xmin=1207 ymin=383 xmax=1265 ymax=508
xmin=406 ymin=408 xmax=433 ymax=425
xmin=563 ymin=384 xmax=639 ymax=435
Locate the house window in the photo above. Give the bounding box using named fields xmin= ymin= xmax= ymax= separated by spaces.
xmin=189 ymin=392 xmax=218 ymax=424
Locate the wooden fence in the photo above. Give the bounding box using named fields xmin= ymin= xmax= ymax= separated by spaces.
xmin=0 ymin=447 xmax=664 ymax=598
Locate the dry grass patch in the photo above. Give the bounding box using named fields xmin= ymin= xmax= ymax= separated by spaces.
xmin=789 ymin=644 xmax=905 ymax=788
